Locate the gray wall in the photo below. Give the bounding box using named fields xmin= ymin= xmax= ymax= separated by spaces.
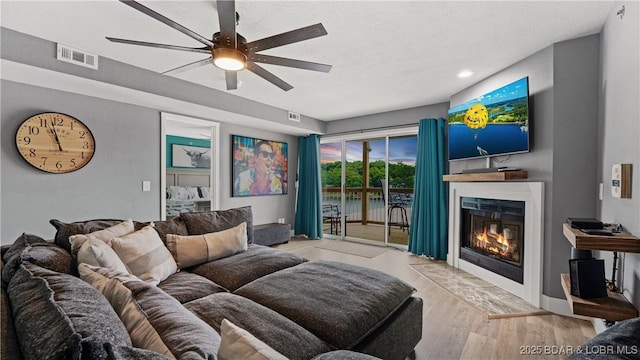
xmin=598 ymin=1 xmax=640 ymax=307
xmin=0 ymin=27 xmax=325 ymax=135
xmin=1 ymin=80 xmax=161 ymax=240
xmin=0 ymin=80 xmax=299 ymax=242
xmin=449 ymin=35 xmax=601 ymax=299
xmin=0 ymin=27 xmax=303 ymax=243
xmin=325 ymin=102 xmax=449 ymax=135
xmin=218 ymin=125 xmax=298 ymax=226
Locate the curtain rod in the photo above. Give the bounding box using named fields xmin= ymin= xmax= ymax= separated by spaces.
xmin=322 ymin=123 xmax=419 ymax=138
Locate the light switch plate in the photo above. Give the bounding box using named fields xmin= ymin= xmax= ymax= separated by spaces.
xmin=611 ymin=164 xmax=631 ymax=198
xmin=142 ymin=181 xmax=151 ymax=192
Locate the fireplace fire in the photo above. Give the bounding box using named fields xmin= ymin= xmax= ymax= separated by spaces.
xmin=460 ymin=197 xmax=525 ymax=283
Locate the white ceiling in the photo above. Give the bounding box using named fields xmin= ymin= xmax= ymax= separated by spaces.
xmin=1 ymin=1 xmax=614 ymax=121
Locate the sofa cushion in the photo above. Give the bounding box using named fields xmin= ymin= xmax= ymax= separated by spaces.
xmin=8 ymin=263 xmax=132 ymax=360
xmin=567 ymin=316 xmax=640 ymax=359
xmin=2 ymin=241 xmax=72 ymax=285
xmin=180 ymin=206 xmax=254 ymax=244
xmin=1 ymin=276 xmax=22 ymax=360
xmin=234 ymin=260 xmax=416 ymax=349
xmin=2 ymin=233 xmax=48 ymax=263
xmin=158 ymin=271 xmax=227 ymax=304
xmin=311 ymin=351 xmax=382 ymax=360
xmin=190 ymin=244 xmax=306 ymax=291
xmin=145 ymin=217 xmax=188 ymax=244
xmin=79 ymin=264 xmax=220 ymax=359
xmin=76 ymin=237 xmax=129 ymax=274
xmin=218 ymin=319 xmax=288 ymax=360
xmin=69 ymin=219 xmax=135 ymax=255
xmin=185 ymin=292 xmax=332 ymax=360
xmin=111 ymin=226 xmax=178 ymax=286
xmin=104 ymin=343 xmax=170 ymax=360
xmin=166 ymin=222 xmax=248 ymax=268
xmin=50 ymin=218 xmax=141 ymax=254
xmin=2 ymin=233 xmax=50 ymax=284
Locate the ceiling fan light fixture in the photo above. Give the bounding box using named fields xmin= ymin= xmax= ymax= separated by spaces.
xmin=213 ymin=48 xmax=247 ymax=71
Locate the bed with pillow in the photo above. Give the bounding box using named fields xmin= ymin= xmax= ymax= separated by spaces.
xmin=1 ymin=206 xmax=423 ymax=360
xmin=166 ymin=168 xmax=212 ymax=217
xmin=166 ymin=186 xmax=212 ymax=217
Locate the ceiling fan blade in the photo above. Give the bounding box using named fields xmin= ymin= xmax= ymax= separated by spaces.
xmin=249 ymin=54 xmax=332 ymax=73
xmin=119 ymin=0 xmax=214 ymax=47
xmin=245 ymin=23 xmax=328 ymax=53
xmin=225 ymin=71 xmax=238 ymax=90
xmin=216 ymin=0 xmax=237 ymax=49
xmin=163 ymin=57 xmax=212 ymax=75
xmin=247 ymin=62 xmax=293 ymax=91
xmin=106 ymin=37 xmax=211 ymax=54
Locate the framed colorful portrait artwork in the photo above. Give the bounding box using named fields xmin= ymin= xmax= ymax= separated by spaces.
xmin=232 ymin=135 xmax=288 ymax=197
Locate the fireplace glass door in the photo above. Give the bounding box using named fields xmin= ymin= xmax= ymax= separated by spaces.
xmin=460 ymin=197 xmax=525 ymax=283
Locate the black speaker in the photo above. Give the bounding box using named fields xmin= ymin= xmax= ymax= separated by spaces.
xmin=567 ymin=217 xmax=603 ymax=230
xmin=569 ymin=258 xmax=607 ymax=298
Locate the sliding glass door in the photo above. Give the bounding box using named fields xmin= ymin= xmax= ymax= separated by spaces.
xmin=387 ymin=135 xmax=417 ymax=246
xmin=320 ymin=128 xmax=417 ymax=247
xmin=320 ymin=141 xmax=344 ymax=237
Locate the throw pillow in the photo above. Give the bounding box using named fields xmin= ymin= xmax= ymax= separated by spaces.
xmin=77 ymin=237 xmax=129 ymax=274
xmin=179 ymin=206 xmax=254 ymax=244
xmin=111 ymin=226 xmax=177 ymax=286
xmin=8 ymin=263 xmax=132 ymax=360
xmin=2 ymin=233 xmax=48 ymax=263
xmin=79 ymin=264 xmax=220 ymax=359
xmin=144 ymin=217 xmax=188 ymax=245
xmin=50 ymin=218 xmax=138 ymax=254
xmin=218 ymin=319 xmax=288 ymax=360
xmin=166 ymin=222 xmax=247 ymax=268
xmin=2 ymin=242 xmax=72 ymax=285
xmin=69 ymin=219 xmax=135 ymax=255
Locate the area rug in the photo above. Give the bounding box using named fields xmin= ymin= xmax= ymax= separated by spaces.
xmin=409 ymin=261 xmax=550 ymax=319
xmin=314 ymin=240 xmax=389 ymax=258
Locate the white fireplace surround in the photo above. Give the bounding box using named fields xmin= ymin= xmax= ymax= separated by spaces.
xmin=447 ymin=181 xmax=544 ymax=307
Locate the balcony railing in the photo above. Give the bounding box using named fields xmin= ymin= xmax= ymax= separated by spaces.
xmin=322 ymin=187 xmax=413 ymax=225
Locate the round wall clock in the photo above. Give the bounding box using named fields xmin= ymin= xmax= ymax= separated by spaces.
xmin=15 ymin=112 xmax=95 ymax=173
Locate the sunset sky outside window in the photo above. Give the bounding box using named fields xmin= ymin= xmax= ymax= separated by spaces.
xmin=321 ymin=137 xmax=417 ymax=165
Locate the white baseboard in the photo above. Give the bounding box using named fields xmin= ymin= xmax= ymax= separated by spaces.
xmin=541 ymin=295 xmax=593 ymax=322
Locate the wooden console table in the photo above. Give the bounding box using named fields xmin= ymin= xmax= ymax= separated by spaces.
xmin=561 ymin=223 xmax=639 ymax=320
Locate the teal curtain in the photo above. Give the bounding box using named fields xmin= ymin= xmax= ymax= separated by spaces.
xmin=408 ymin=118 xmax=448 ymax=259
xmin=294 ymin=134 xmax=323 ymax=239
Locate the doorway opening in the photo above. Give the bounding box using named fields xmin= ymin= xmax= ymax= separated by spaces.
xmin=160 ymin=113 xmax=220 ymax=220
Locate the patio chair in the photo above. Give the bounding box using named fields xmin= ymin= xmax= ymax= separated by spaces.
xmin=322 ymin=203 xmax=344 ymax=235
xmin=380 ymin=179 xmax=410 ymax=234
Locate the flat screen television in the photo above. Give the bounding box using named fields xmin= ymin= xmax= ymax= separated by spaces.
xmin=447 ymin=76 xmax=530 ymax=161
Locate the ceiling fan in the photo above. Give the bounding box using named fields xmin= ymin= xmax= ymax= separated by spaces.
xmin=107 ymin=0 xmax=332 ymax=91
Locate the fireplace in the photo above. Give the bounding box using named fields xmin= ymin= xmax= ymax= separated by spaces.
xmin=447 ymin=182 xmax=544 ymax=307
xmin=460 ymin=197 xmax=525 ymax=284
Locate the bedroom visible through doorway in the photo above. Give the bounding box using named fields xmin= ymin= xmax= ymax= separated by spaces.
xmin=160 ymin=113 xmax=220 ymax=220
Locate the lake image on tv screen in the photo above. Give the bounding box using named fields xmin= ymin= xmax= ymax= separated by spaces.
xmin=448 ymin=77 xmax=529 ymax=160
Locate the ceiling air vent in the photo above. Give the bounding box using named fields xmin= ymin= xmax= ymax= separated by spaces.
xmin=288 ymin=111 xmax=301 ymax=122
xmin=56 ymin=43 xmax=98 ymax=70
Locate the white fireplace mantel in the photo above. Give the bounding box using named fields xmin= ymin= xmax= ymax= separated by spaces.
xmin=447 ymin=181 xmax=544 ymax=307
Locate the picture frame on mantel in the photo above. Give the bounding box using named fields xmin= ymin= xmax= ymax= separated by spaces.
xmin=232 ymin=135 xmax=288 ymax=197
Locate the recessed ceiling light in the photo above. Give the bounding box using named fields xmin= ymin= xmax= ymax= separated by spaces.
xmin=457 ymin=70 xmax=473 ymax=78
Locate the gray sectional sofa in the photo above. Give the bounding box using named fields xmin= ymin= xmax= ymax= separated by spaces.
xmin=1 ymin=206 xmax=423 ymax=360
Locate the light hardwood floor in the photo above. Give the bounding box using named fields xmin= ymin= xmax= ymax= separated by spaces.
xmin=275 ymin=238 xmax=595 ymax=360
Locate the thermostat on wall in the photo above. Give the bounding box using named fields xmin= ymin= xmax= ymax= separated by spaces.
xmin=611 ymin=163 xmax=631 ymax=198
